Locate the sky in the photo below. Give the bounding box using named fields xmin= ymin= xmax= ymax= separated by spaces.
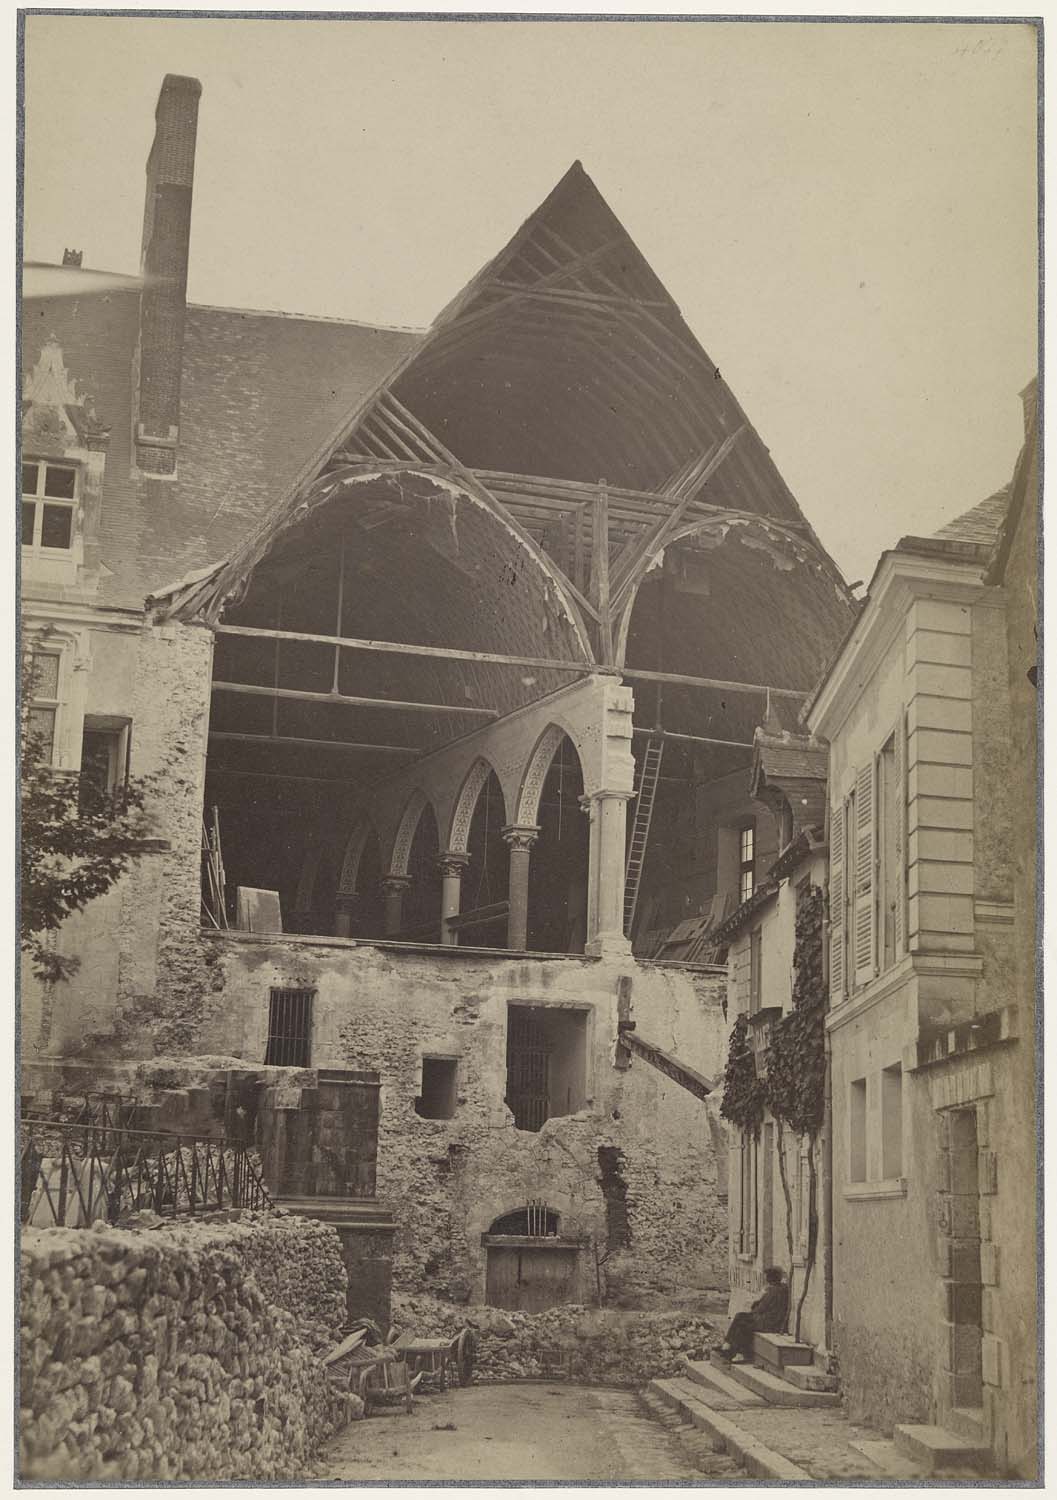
xmin=21 ymin=14 xmax=1039 ymax=587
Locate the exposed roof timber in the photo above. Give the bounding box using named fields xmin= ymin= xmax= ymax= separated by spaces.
xmin=206 ymin=767 xmax=360 ymax=786
xmin=215 ymin=622 xmax=601 ymax=675
xmin=631 ymin=727 xmax=755 ymax=750
xmin=209 ymin=731 xmax=421 ymax=755
xmin=213 ymin=623 xmax=808 ymax=700
xmin=622 ymin=666 xmax=807 ymax=700
xmin=211 ymin=681 xmax=499 ymax=718
xmin=610 ymin=429 xmax=746 ymax=609
xmin=488 ymin=281 xmax=668 ymax=310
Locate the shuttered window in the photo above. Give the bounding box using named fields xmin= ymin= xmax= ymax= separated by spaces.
xmin=853 ymin=761 xmax=877 ymax=986
xmin=828 ymin=798 xmax=846 ymax=1002
xmin=264 ymin=987 xmax=314 ymax=1067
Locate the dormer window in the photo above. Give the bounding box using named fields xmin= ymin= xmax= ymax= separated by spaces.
xmin=21 ymin=459 xmax=78 ymax=551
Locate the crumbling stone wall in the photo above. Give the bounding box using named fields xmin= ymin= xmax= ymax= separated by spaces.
xmin=22 ymin=619 xmax=215 ymax=1062
xmin=197 ymin=938 xmax=729 ymax=1307
xmin=19 ymin=1213 xmax=351 ymax=1482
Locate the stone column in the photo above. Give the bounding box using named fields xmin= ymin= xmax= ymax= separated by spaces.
xmin=585 ymin=790 xmax=634 ymax=958
xmin=334 ymin=892 xmax=357 ymax=939
xmin=380 ymin=874 xmax=412 ymax=938
xmin=502 ymin=825 xmax=540 ymax=951
xmin=436 ymin=851 xmax=470 ymax=945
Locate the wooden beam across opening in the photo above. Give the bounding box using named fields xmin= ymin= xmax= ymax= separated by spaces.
xmin=209 ymin=731 xmax=420 ymax=756
xmin=213 ymin=624 xmax=808 ymax=700
xmin=631 ymin=727 xmax=755 ymax=750
xmin=211 ymin=681 xmax=498 ymax=718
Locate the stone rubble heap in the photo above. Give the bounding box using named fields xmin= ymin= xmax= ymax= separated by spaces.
xmin=20 ymin=1213 xmax=353 ymax=1482
xmin=391 ymin=1292 xmax=718 ymax=1388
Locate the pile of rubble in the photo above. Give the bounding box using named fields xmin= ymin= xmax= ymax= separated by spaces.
xmin=391 ymin=1293 xmax=718 ymax=1388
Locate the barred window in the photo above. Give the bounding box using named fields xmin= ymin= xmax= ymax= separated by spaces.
xmin=264 ymin=987 xmax=315 ymax=1067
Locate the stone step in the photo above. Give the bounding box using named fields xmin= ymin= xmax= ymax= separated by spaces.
xmin=663 ymin=1373 xmax=747 ymax=1414
xmin=894 ymin=1423 xmax=991 ymax=1475
xmin=946 ymin=1405 xmax=989 ymax=1444
xmin=645 ymin=1378 xmax=811 ymax=1480
xmin=711 ymin=1352 xmax=841 ymax=1408
xmin=681 ymin=1358 xmax=766 ymax=1406
xmin=782 ymin=1362 xmax=839 ymax=1393
xmin=848 ymin=1439 xmax=931 ymax=1480
xmin=752 ymin=1332 xmax=814 ymax=1368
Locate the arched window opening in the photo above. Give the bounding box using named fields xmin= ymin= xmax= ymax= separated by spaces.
xmin=402 ymin=803 xmax=441 ymax=939
xmin=352 ymin=828 xmax=384 ymax=939
xmin=487 ymin=1203 xmax=560 ymax=1238
xmin=463 ymin=770 xmax=509 ymax=948
xmin=528 ymin=736 xmax=588 ymax=953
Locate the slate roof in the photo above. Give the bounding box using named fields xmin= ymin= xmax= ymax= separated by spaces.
xmin=21 ymin=283 xmax=421 ymax=610
xmin=932 ymin=486 xmax=1011 ymax=548
xmin=753 ymin=734 xmax=828 ymax=785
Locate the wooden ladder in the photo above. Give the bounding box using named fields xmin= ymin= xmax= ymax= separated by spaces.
xmin=623 ymin=736 xmax=664 ymax=938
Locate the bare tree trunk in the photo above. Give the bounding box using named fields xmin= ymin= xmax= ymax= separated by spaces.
xmin=774 ymin=1118 xmax=796 ymax=1328
xmin=793 ymin=1144 xmax=819 ymax=1341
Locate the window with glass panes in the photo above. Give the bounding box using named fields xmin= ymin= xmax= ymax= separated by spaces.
xmin=738 ymin=823 xmax=755 ymax=903
xmin=21 ymin=460 xmax=77 ymax=550
xmin=27 ymin=651 xmax=61 ymax=762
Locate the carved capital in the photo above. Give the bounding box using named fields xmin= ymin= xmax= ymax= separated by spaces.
xmin=501 ymin=823 xmax=541 ymax=854
xmin=380 ymin=874 xmax=413 ymax=897
xmin=436 ymin=850 xmax=471 ymax=880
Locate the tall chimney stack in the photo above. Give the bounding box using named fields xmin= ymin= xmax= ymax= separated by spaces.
xmin=135 ymin=74 xmax=201 ymax=476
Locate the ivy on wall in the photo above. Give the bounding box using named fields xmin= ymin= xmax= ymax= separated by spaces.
xmin=718 ymin=1013 xmax=767 ymax=1137
xmin=718 ymin=882 xmax=827 ymax=1340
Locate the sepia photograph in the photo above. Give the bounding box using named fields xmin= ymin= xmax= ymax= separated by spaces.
xmin=16 ymin=10 xmax=1041 ymax=1486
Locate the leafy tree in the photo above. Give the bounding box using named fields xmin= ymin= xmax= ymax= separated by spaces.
xmin=20 ymin=657 xmax=151 ymax=985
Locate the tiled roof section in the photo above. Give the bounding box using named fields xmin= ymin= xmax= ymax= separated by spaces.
xmin=933 ymin=486 xmax=1011 ymax=548
xmin=710 ymin=878 xmax=780 ymax=947
xmin=754 ymin=734 xmax=828 ymax=785
xmin=20 ymin=291 xmax=420 ymax=609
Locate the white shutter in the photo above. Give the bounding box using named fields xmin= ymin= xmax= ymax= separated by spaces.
xmin=894 ymin=714 xmax=907 ymax=958
xmin=828 ymin=798 xmax=845 ymax=1001
xmin=853 ymin=761 xmax=877 ymax=986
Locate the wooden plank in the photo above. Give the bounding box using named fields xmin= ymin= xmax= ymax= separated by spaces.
xmin=489 ymin=280 xmax=667 ymax=309
xmin=592 ymin=481 xmax=614 ymax=663
xmin=214 ymin=622 xmax=596 ymax=675
xmin=211 ymin=681 xmax=498 ymax=717
xmin=206 ymin=767 xmax=358 ymax=786
xmin=208 ymin=731 xmax=420 ymax=755
xmin=631 ymin=727 xmax=755 ymax=750
xmin=622 ymin=666 xmax=808 ymax=699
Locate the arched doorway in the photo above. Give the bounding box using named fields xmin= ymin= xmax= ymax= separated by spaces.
xmin=528 ymin=735 xmax=588 ymax=953
xmin=483 ymin=1202 xmax=583 ymax=1311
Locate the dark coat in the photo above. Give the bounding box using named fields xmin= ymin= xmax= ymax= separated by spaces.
xmin=750 ymin=1282 xmax=789 ymax=1333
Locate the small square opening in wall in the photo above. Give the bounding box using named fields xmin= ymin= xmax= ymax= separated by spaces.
xmin=264 ymin=987 xmax=314 ymax=1067
xmin=416 ymin=1056 xmax=458 ymax=1119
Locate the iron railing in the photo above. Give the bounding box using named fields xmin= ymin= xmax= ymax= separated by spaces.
xmin=19 ymin=1117 xmax=274 ymax=1228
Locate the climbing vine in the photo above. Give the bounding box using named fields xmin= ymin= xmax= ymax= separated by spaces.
xmin=719 ymin=883 xmax=828 ymax=1340
xmin=718 ymin=1013 xmax=766 ymax=1138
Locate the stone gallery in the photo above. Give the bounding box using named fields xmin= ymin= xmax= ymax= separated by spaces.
xmin=19 ymin=67 xmax=1038 ymax=1484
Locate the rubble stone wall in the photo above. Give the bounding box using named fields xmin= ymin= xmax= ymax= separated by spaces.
xmin=19 ymin=1214 xmax=351 ymax=1483
xmin=197 ymin=938 xmax=730 ymax=1307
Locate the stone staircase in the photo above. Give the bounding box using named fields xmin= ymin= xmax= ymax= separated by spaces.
xmin=641 ymin=1334 xmax=992 ymax=1482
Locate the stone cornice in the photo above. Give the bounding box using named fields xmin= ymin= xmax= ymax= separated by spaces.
xmin=808 ymin=550 xmax=997 ymax=741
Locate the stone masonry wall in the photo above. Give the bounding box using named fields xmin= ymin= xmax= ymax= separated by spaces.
xmin=22 ymin=618 xmax=214 ymax=1061
xmin=19 ymin=1214 xmax=350 ymax=1483
xmin=191 ymin=938 xmax=729 ymax=1308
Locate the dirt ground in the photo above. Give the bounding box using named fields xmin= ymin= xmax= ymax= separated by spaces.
xmin=320 ymin=1381 xmax=708 ymax=1483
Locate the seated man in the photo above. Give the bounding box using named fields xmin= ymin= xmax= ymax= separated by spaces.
xmin=716 ymin=1266 xmax=789 ymax=1362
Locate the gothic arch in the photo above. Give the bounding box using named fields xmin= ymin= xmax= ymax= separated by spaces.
xmin=389 ymin=788 xmax=434 ymax=877
xmin=515 ymin=724 xmax=585 ymax=828
xmin=449 ymin=757 xmax=506 ymax=854
xmin=337 ymin=818 xmax=379 ymax=896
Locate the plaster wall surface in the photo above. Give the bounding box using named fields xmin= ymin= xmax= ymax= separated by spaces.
xmin=193 ymin=936 xmax=729 ymax=1306
xmin=22 ymin=620 xmax=213 ymax=1059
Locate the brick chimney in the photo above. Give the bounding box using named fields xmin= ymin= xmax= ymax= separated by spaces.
xmin=62 ymin=248 xmax=83 ymax=267
xmin=135 ymin=74 xmax=201 ymax=476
